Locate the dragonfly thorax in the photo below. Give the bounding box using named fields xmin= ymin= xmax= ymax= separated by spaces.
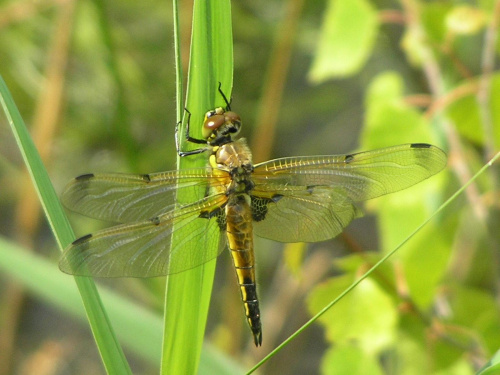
xmin=214 ymin=139 xmax=253 ymax=171
xmin=213 ymin=139 xmax=254 ymax=194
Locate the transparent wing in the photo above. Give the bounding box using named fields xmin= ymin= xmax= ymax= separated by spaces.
xmin=251 ymin=188 xmax=363 ymax=242
xmin=61 ymin=169 xmax=230 ymax=223
xmin=251 ymin=143 xmax=446 ymax=242
xmin=59 ymin=194 xmax=228 ymax=277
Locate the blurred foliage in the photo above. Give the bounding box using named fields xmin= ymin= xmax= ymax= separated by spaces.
xmin=1 ymin=0 xmax=500 ymax=374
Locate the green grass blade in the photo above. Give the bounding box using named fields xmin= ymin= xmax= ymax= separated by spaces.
xmin=247 ymin=152 xmax=500 ymax=374
xmin=173 ymin=0 xmax=184 ymax=122
xmin=0 ymin=236 xmax=245 ymax=374
xmin=0 ymin=75 xmax=132 ymax=374
xmin=478 ymin=348 xmax=500 ymax=375
xmin=161 ymin=1 xmax=233 ymax=374
xmin=0 ymin=236 xmax=161 ymax=363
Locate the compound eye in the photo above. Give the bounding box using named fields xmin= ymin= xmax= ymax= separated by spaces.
xmin=204 ymin=114 xmax=225 ymax=132
xmin=224 ymin=111 xmax=241 ymax=125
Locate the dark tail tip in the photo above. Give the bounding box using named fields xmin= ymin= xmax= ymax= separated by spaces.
xmin=253 ymin=330 xmax=262 ymax=347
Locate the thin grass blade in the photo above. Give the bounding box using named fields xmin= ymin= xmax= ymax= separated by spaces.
xmin=0 ymin=75 xmax=132 ymax=374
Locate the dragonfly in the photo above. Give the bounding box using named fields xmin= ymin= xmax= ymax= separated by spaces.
xmin=59 ymin=88 xmax=447 ymax=347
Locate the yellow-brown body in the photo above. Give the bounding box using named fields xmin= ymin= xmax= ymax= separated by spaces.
xmin=210 ymin=139 xmax=262 ymax=346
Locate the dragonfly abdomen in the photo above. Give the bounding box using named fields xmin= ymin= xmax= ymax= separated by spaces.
xmin=225 ymin=194 xmax=262 ymax=346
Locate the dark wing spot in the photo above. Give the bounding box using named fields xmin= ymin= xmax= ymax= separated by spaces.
xmin=75 ymin=173 xmax=95 ymax=181
xmin=216 ymin=209 xmax=227 ymax=231
xmin=141 ymin=174 xmax=151 ymax=182
xmin=271 ymin=194 xmax=283 ymax=203
xmin=150 ymin=217 xmax=161 ymax=225
xmin=199 ymin=211 xmax=210 ymax=219
xmin=306 ymin=186 xmax=316 ymax=194
xmin=344 ymin=154 xmax=354 ymax=163
xmin=198 ymin=207 xmax=227 ymax=230
xmin=410 ymin=143 xmax=431 ymax=149
xmin=204 ymin=184 xmax=211 ymax=198
xmin=199 ymin=208 xmax=220 ymax=219
xmin=251 ymin=195 xmax=281 ymax=222
xmin=72 ymin=233 xmax=93 ymax=245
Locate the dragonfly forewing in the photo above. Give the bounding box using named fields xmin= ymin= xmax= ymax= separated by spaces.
xmin=61 ymin=169 xmax=230 ymax=223
xmin=250 ymin=144 xmax=446 ymax=243
xmin=252 ymin=144 xmax=447 ymax=202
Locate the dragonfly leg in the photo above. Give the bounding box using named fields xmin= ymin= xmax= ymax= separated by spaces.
xmin=175 ymin=108 xmax=208 ymax=157
xmin=175 ymin=83 xmax=232 ymax=157
xmin=217 ymin=82 xmax=232 ymax=110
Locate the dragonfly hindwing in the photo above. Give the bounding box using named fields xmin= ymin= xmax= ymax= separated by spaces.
xmin=199 ymin=206 xmax=227 ymax=230
xmin=250 ymin=195 xmax=283 ymax=222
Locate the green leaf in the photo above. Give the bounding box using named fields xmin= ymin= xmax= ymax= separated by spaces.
xmin=397 ymin=314 xmax=475 ymax=374
xmin=448 ymin=285 xmax=500 ymax=354
xmin=361 ymin=71 xmax=451 ymax=307
xmin=446 ymin=93 xmax=483 ymax=144
xmin=391 ymin=328 xmax=429 ymax=375
xmin=283 ymin=242 xmax=307 ymax=277
xmin=307 ymin=275 xmax=397 ymax=353
xmin=420 ymin=2 xmax=453 ymax=44
xmin=161 ymin=1 xmax=233 ymax=374
xmin=445 ymin=5 xmax=487 ymax=35
xmin=320 ymin=344 xmax=384 ymax=375
xmin=362 ymin=72 xmax=437 ymax=149
xmin=380 ymin=204 xmax=454 ymax=308
xmin=309 ymin=0 xmax=379 ymax=82
xmin=0 ymin=75 xmax=131 ymax=373
xmin=364 ymin=71 xmax=404 ymax=108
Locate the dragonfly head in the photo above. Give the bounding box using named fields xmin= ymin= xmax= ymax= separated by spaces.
xmin=203 ymin=107 xmax=241 ymax=145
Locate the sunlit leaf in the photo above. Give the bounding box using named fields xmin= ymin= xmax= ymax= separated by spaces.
xmin=361 ymin=71 xmax=451 ymax=307
xmin=307 ymin=275 xmax=397 ymax=353
xmin=448 ymin=285 xmax=500 ymax=353
xmin=283 ymin=242 xmax=307 ymax=277
xmin=446 ymin=94 xmax=483 ymax=144
xmin=309 ymin=0 xmax=378 ymax=82
xmin=362 ymin=72 xmax=436 ymax=150
xmin=446 ymin=5 xmax=487 ymax=35
xmin=320 ymin=344 xmax=384 ymax=375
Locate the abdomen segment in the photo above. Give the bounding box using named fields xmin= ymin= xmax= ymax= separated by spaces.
xmin=225 ymin=194 xmax=262 ymax=346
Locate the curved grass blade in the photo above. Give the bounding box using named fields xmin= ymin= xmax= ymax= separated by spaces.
xmin=0 ymin=75 xmax=132 ymax=374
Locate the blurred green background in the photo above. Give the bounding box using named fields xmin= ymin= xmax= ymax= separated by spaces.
xmin=1 ymin=0 xmax=500 ymax=374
